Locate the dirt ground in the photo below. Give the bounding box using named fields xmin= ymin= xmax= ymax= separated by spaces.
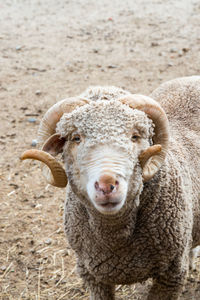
xmin=0 ymin=0 xmax=200 ymax=299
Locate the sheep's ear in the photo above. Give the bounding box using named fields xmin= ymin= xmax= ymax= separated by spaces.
xmin=42 ymin=133 xmax=66 ymax=156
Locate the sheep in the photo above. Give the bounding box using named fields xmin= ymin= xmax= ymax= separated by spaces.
xmin=21 ymin=76 xmax=200 ymax=300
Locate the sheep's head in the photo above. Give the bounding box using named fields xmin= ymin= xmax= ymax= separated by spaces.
xmin=21 ymin=93 xmax=169 ymax=215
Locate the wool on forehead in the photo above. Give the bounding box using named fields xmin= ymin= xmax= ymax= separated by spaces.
xmin=56 ymin=100 xmax=154 ymax=141
xmin=80 ymin=86 xmax=130 ymax=101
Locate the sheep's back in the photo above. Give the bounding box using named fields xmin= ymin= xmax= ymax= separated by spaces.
xmin=150 ymin=76 xmax=200 ymax=133
xmin=151 ymin=77 xmax=200 ymax=237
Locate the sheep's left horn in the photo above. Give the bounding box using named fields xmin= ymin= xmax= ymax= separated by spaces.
xmin=21 ymin=149 xmax=67 ymax=188
xmin=139 ymin=145 xmax=162 ymax=169
xmin=119 ymin=94 xmax=169 ymax=181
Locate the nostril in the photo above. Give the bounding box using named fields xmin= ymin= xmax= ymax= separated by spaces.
xmin=110 ymin=184 xmax=115 ymax=191
xmin=95 ymin=181 xmax=99 ymax=190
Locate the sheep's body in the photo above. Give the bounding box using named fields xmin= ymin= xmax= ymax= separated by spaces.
xmin=62 ymin=77 xmax=200 ymax=300
xmin=21 ymin=76 xmax=200 ymax=300
xmin=150 ymin=76 xmax=200 ymax=248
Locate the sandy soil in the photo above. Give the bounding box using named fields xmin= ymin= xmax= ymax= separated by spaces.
xmin=0 ymin=0 xmax=200 ymax=299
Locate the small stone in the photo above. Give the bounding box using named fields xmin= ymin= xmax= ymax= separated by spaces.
xmin=35 ymin=203 xmax=42 ymax=209
xmin=22 ymin=198 xmax=28 ymax=202
xmin=178 ymin=50 xmax=183 ymax=57
xmin=20 ymin=106 xmax=28 ymax=111
xmin=168 ymin=62 xmax=174 ymax=67
xmin=28 ymin=118 xmax=37 ymax=123
xmin=45 ymin=238 xmax=52 ymax=245
xmin=170 ymin=48 xmax=177 ymax=53
xmin=35 ymin=90 xmax=41 ymax=95
xmin=16 ymin=45 xmax=22 ymax=51
xmin=31 ymin=139 xmax=38 ymax=147
xmin=158 ymin=51 xmax=166 ymax=57
xmin=151 ymin=42 xmax=159 ymax=47
xmin=182 ymin=47 xmax=190 ymax=53
xmin=107 ymin=65 xmax=117 ymax=69
xmin=1 ymin=265 xmax=6 ymax=271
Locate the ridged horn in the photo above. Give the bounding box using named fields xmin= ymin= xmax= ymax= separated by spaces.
xmin=38 ymin=97 xmax=89 ymax=146
xmin=119 ymin=94 xmax=169 ymax=181
xmin=139 ymin=145 xmax=162 ymax=168
xmin=21 ymin=149 xmax=68 ymax=188
xmin=22 ymin=97 xmax=88 ymax=187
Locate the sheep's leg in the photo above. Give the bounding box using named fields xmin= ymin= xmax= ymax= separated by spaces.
xmin=89 ymin=282 xmax=115 ymax=300
xmin=147 ymin=278 xmax=184 ymax=300
xmin=147 ymin=246 xmax=190 ymax=300
xmin=76 ymin=260 xmax=115 ymax=300
xmin=147 ymin=263 xmax=187 ymax=300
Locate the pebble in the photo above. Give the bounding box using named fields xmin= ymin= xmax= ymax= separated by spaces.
xmin=158 ymin=51 xmax=166 ymax=57
xmin=45 ymin=238 xmax=52 ymax=245
xmin=178 ymin=50 xmax=183 ymax=57
xmin=151 ymin=42 xmax=159 ymax=47
xmin=31 ymin=139 xmax=38 ymax=147
xmin=16 ymin=45 xmax=22 ymax=51
xmin=28 ymin=118 xmax=37 ymax=123
xmin=182 ymin=47 xmax=190 ymax=53
xmin=107 ymin=65 xmax=117 ymax=69
xmin=170 ymin=48 xmax=177 ymax=53
xmin=1 ymin=265 xmax=6 ymax=271
xmin=35 ymin=90 xmax=41 ymax=95
xmin=168 ymin=62 xmax=174 ymax=67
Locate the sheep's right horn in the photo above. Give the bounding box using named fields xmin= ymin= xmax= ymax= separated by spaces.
xmin=21 ymin=149 xmax=67 ymax=188
xmin=38 ymin=97 xmax=89 ymax=145
xmin=34 ymin=97 xmax=88 ymax=187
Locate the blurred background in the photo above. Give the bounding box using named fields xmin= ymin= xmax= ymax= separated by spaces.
xmin=0 ymin=0 xmax=200 ymax=299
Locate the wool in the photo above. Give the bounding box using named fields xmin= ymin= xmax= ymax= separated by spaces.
xmin=24 ymin=78 xmax=200 ymax=300
xmin=62 ymin=79 xmax=200 ymax=299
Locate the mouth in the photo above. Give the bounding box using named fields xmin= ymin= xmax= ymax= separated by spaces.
xmin=95 ymin=198 xmax=122 ymax=214
xmin=99 ymin=201 xmax=119 ymax=208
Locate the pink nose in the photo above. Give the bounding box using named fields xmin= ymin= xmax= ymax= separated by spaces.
xmin=95 ymin=174 xmax=119 ymax=195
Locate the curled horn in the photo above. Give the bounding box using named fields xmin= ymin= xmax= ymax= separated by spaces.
xmin=21 ymin=97 xmax=88 ymax=187
xmin=119 ymin=94 xmax=169 ymax=181
xmin=21 ymin=149 xmax=68 ymax=187
xmin=37 ymin=97 xmax=89 ymax=145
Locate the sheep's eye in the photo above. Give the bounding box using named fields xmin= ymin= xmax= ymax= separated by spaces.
xmin=71 ymin=134 xmax=81 ymax=143
xmin=131 ymin=134 xmax=141 ymax=142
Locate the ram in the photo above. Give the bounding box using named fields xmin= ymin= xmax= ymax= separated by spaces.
xmin=21 ymin=77 xmax=200 ymax=300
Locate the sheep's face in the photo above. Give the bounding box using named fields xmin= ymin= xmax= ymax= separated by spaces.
xmin=57 ymin=100 xmax=154 ymax=215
